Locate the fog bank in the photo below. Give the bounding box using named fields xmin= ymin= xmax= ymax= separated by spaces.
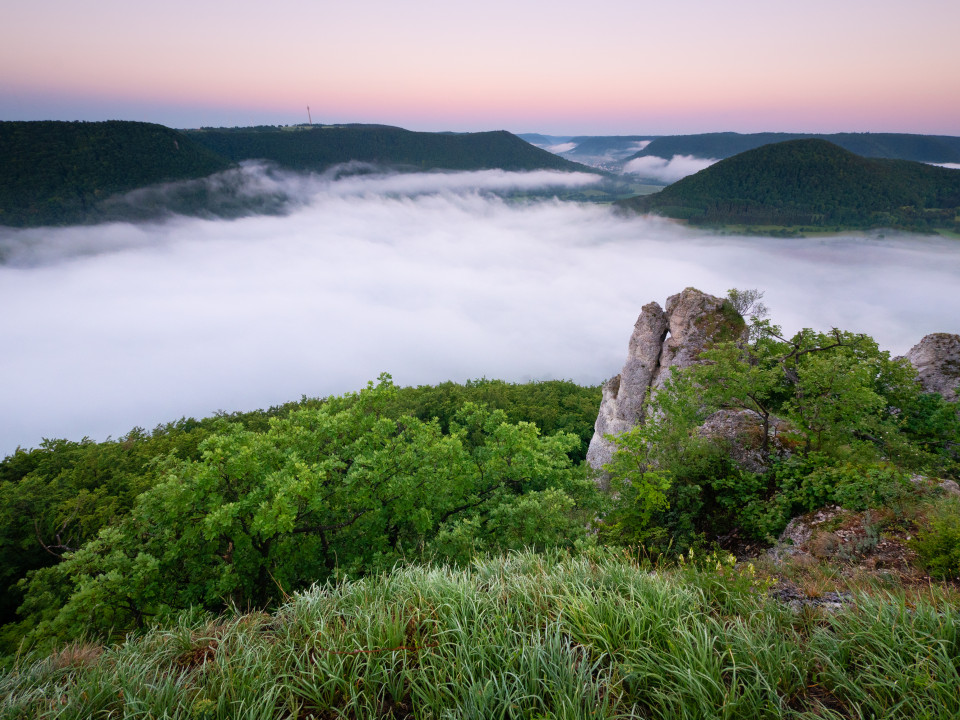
xmin=2 ymin=167 xmax=959 ymax=455
xmin=623 ymin=154 xmax=719 ymax=182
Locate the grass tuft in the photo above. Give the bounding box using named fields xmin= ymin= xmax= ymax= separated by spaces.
xmin=2 ymin=548 xmax=959 ymax=718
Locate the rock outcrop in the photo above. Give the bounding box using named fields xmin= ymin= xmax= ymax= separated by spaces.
xmin=696 ymin=409 xmax=792 ymax=473
xmin=768 ymin=505 xmax=922 ymax=584
xmin=586 ymin=288 xmax=747 ymax=479
xmin=905 ymin=333 xmax=960 ymax=402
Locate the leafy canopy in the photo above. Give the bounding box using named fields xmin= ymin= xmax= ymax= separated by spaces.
xmin=15 ymin=376 xmax=601 ymax=647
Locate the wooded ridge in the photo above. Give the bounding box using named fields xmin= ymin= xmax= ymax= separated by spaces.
xmin=619 ymin=139 xmax=960 ymax=232
xmin=0 ymin=121 xmax=596 ymax=227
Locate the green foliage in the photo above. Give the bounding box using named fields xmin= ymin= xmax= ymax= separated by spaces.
xmin=621 ymin=139 xmax=960 ymax=232
xmin=597 ymin=426 xmax=672 ymax=546
xmin=695 ymin=325 xmax=926 ymax=461
xmin=0 ymin=122 xmax=598 ymax=228
xmin=388 ymin=377 xmax=601 ymax=463
xmin=893 ymin=390 xmax=960 ymax=476
xmin=600 ymin=295 xmax=954 ymax=547
xmin=11 ymin=377 xmax=600 ymax=649
xmin=5 ymin=551 xmax=960 ymax=719
xmin=827 ymin=464 xmax=913 ymax=513
xmin=0 ymin=121 xmax=230 ymax=227
xmin=692 ymin=337 xmax=784 ymax=451
xmin=186 ymin=125 xmax=594 ymax=174
xmin=600 ymin=370 xmax=740 ymax=550
xmin=628 ymin=131 xmax=960 ymax=164
xmin=0 ymin=425 xmax=212 ymax=632
xmin=709 ymin=469 xmax=790 ymax=542
xmin=725 ymin=287 xmax=769 ymax=323
xmin=0 ymin=376 xmax=600 ymax=656
xmin=728 ymin=457 xmax=915 ymax=543
xmin=911 ymin=496 xmax=960 ymax=580
xmin=785 ymin=340 xmax=886 ymax=454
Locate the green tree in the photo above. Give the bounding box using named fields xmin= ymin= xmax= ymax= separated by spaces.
xmin=15 ymin=377 xmax=599 ymax=647
xmin=597 ymin=425 xmax=672 ymax=546
xmin=600 ymin=310 xmax=947 ymax=547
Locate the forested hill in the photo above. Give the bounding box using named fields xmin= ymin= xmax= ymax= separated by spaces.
xmin=627 ymin=131 xmax=960 ymax=164
xmin=0 ymin=122 xmax=596 ymax=228
xmin=618 ymin=139 xmax=960 ymax=231
xmin=0 ymin=121 xmax=231 ymax=227
xmin=184 ymin=125 xmax=595 ymax=173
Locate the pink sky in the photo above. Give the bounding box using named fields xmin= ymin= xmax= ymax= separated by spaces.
xmin=2 ymin=0 xmax=958 ymax=135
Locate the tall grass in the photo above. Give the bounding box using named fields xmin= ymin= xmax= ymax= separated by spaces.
xmin=2 ymin=548 xmax=958 ymax=719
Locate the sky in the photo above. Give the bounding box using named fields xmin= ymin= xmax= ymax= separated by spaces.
xmin=3 ymin=0 xmax=959 ymax=135
xmin=2 ymin=167 xmax=959 ymax=456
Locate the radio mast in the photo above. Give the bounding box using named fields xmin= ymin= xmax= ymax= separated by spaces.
xmin=307 ymin=106 xmax=313 ymax=125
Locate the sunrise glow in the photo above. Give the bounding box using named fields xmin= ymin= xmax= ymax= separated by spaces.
xmin=3 ymin=0 xmax=958 ymax=134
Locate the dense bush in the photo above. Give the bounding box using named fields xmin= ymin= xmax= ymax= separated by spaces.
xmin=4 ymin=377 xmax=602 ymax=654
xmin=912 ymin=496 xmax=960 ymax=580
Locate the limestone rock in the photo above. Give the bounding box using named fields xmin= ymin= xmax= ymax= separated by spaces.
xmin=585 ymin=302 xmax=667 ymax=474
xmin=910 ymin=474 xmax=960 ymax=497
xmin=905 ymin=333 xmax=960 ymax=402
xmin=652 ymin=287 xmax=743 ymax=393
xmin=586 ymin=287 xmax=747 ymax=479
xmin=767 ymin=505 xmax=845 ymax=564
xmin=939 ymin=479 xmax=960 ymax=496
xmin=768 ymin=583 xmax=852 ymax=612
xmin=696 ymin=409 xmax=792 ymax=473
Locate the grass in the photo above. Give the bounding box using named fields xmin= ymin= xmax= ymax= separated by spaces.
xmin=2 ymin=548 xmax=958 ymax=719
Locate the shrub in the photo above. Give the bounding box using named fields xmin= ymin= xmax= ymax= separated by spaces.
xmin=911 ymin=496 xmax=960 ymax=580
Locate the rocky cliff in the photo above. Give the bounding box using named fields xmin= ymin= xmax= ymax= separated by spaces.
xmin=905 ymin=333 xmax=960 ymax=402
xmin=586 ymin=288 xmax=747 ymax=477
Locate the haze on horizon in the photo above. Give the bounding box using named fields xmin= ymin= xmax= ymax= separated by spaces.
xmin=2 ymin=0 xmax=959 ymax=136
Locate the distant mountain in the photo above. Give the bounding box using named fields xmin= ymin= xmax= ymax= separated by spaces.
xmin=186 ymin=126 xmax=595 ymax=174
xmin=517 ymin=133 xmax=573 ymax=147
xmin=627 ymin=132 xmax=960 ymax=164
xmin=0 ymin=121 xmax=231 ymax=227
xmin=563 ymin=136 xmax=657 ymax=159
xmin=0 ymin=123 xmax=599 ymax=227
xmin=519 ymin=134 xmax=658 ymax=169
xmin=619 ymin=139 xmax=960 ymax=232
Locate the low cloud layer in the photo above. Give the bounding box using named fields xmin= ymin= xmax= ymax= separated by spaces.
xmin=2 ymin=167 xmax=959 ymax=455
xmin=623 ymin=154 xmax=719 ymax=183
